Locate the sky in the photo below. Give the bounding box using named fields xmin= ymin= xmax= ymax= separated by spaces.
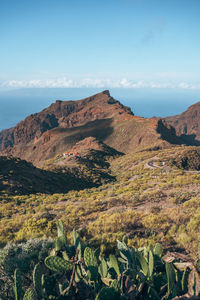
xmin=1 ymin=0 xmax=200 ymax=90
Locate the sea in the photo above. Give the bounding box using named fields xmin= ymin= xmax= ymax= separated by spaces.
xmin=0 ymin=87 xmax=200 ymax=131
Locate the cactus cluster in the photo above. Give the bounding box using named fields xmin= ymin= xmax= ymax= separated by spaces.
xmin=10 ymin=220 xmax=200 ymax=300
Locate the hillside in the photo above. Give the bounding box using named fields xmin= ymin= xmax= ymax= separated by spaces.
xmin=168 ymin=148 xmax=200 ymax=170
xmin=0 ymin=156 xmax=96 ymax=195
xmin=0 ymin=156 xmax=69 ymax=195
xmin=164 ymin=101 xmax=200 ymax=145
xmin=0 ymin=91 xmax=183 ymax=165
xmin=42 ymin=136 xmax=123 ymax=186
xmin=0 ymin=137 xmax=122 ymax=195
xmin=0 ymin=92 xmax=200 ymax=257
xmin=0 ymin=146 xmax=199 ymax=259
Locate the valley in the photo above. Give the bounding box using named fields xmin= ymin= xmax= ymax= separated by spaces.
xmin=0 ymin=91 xmax=199 ymax=259
xmin=2 ymin=1 xmax=200 ymax=298
xmin=0 ymin=91 xmax=200 ymax=299
xmin=0 ymin=145 xmax=200 ymax=256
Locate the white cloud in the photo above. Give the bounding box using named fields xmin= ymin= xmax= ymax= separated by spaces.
xmin=1 ymin=77 xmax=200 ymax=90
xmin=178 ymin=82 xmax=200 ymax=90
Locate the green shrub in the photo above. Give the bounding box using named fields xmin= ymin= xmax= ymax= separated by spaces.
xmin=2 ymin=220 xmax=200 ymax=300
xmin=0 ymin=238 xmax=54 ymax=299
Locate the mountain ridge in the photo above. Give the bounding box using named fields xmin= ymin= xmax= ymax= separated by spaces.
xmin=164 ymin=101 xmax=200 ymax=145
xmin=0 ymin=90 xmax=133 ymax=150
xmin=0 ymin=92 xmax=200 ymax=260
xmin=0 ymin=90 xmax=185 ymax=165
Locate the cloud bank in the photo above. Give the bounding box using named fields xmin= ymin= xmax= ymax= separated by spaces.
xmin=1 ymin=78 xmax=200 ymax=90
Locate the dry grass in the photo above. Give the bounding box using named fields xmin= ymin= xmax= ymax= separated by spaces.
xmin=0 ymin=145 xmax=200 ymax=257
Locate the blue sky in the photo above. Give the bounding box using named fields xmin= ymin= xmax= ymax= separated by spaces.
xmin=1 ymin=0 xmax=200 ymax=89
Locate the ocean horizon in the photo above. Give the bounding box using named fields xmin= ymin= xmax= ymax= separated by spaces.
xmin=0 ymin=87 xmax=199 ymax=131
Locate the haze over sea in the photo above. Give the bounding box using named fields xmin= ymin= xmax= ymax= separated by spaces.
xmin=0 ymin=88 xmax=199 ymax=131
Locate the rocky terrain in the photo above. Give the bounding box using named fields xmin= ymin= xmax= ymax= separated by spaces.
xmin=169 ymin=148 xmax=200 ymax=170
xmin=0 ymin=90 xmax=133 ymax=151
xmin=0 ymin=156 xmax=95 ymax=195
xmin=1 ymin=90 xmax=200 ymax=196
xmin=0 ymin=137 xmax=123 ymax=195
xmin=0 ymin=91 xmax=200 ymax=285
xmin=164 ymin=101 xmax=200 ymax=145
xmin=0 ymin=90 xmax=184 ymax=165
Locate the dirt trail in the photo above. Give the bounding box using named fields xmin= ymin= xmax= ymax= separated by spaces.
xmin=145 ymin=157 xmax=199 ymax=173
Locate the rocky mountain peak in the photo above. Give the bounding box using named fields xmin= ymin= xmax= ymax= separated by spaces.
xmin=0 ymin=91 xmax=134 ymax=153
xmin=102 ymin=89 xmax=110 ymax=96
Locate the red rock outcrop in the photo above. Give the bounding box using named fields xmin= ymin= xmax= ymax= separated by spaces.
xmin=0 ymin=90 xmax=133 ymax=152
xmin=164 ymin=101 xmax=200 ymax=145
xmin=0 ymin=90 xmax=183 ymax=165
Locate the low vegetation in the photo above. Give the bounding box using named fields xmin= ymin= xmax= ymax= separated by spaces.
xmin=0 ymin=146 xmax=200 ymax=258
xmin=1 ymin=220 xmax=200 ymax=299
xmin=169 ymin=148 xmax=200 ymax=170
xmin=0 ymin=150 xmax=116 ymax=195
xmin=0 ymin=146 xmax=200 ymax=299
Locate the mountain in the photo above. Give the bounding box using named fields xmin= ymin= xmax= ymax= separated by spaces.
xmin=65 ymin=136 xmax=122 ymax=154
xmin=168 ymin=147 xmax=200 ymax=170
xmin=0 ymin=90 xmax=132 ymax=148
xmin=43 ymin=136 xmax=123 ymax=187
xmin=0 ymin=137 xmax=120 ymax=195
xmin=0 ymin=90 xmax=182 ymax=165
xmin=0 ymin=156 xmax=81 ymax=195
xmin=1 ymin=92 xmax=200 ymax=258
xmin=164 ymin=101 xmax=200 ymax=145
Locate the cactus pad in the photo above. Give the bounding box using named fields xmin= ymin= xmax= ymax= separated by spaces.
xmin=84 ymin=247 xmax=97 ymax=267
xmin=154 ymin=243 xmax=163 ymax=257
xmin=33 ymin=263 xmax=43 ymax=298
xmin=23 ymin=288 xmax=36 ymax=300
xmin=109 ymin=254 xmax=120 ymax=276
xmin=14 ymin=269 xmax=22 ymax=300
xmin=98 ymin=258 xmax=108 ymax=278
xmin=45 ymin=256 xmax=73 ymax=272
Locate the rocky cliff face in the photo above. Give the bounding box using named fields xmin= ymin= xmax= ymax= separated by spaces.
xmin=0 ymin=90 xmax=133 ymax=152
xmin=0 ymin=90 xmax=183 ymax=165
xmin=164 ymin=101 xmax=200 ymax=145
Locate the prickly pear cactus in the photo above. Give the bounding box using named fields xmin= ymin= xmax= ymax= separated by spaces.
xmin=73 ymin=229 xmax=82 ymax=260
xmin=98 ymin=258 xmax=108 ymax=278
xmin=57 ymin=219 xmax=65 ymax=237
xmin=45 ymin=256 xmax=73 ymax=272
xmin=73 ymin=229 xmax=80 ymax=248
xmin=136 ymin=252 xmax=148 ymax=276
xmin=197 ymin=242 xmax=200 ymax=268
xmin=23 ymin=288 xmax=35 ymax=300
xmin=75 ymin=264 xmax=82 ymax=283
xmin=109 ymin=254 xmax=120 ymax=276
xmin=95 ymin=287 xmax=116 ymax=300
xmin=154 ymin=243 xmax=163 ymax=257
xmin=55 ymin=236 xmax=66 ymax=251
xmin=110 ymin=279 xmax=120 ymax=292
xmin=56 ymin=220 xmax=67 ymax=251
xmin=84 ymin=247 xmax=99 ymax=281
xmin=165 ymin=262 xmax=176 ymax=297
xmin=84 ymin=247 xmax=97 ymax=267
xmin=14 ymin=269 xmax=22 ymax=300
xmin=42 ymin=274 xmax=59 ymax=297
xmin=33 ymin=263 xmax=43 ymax=298
xmin=181 ymin=267 xmax=190 ymax=294
xmin=117 ymin=239 xmax=128 ymax=251
xmin=148 ymin=250 xmax=154 ymax=277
